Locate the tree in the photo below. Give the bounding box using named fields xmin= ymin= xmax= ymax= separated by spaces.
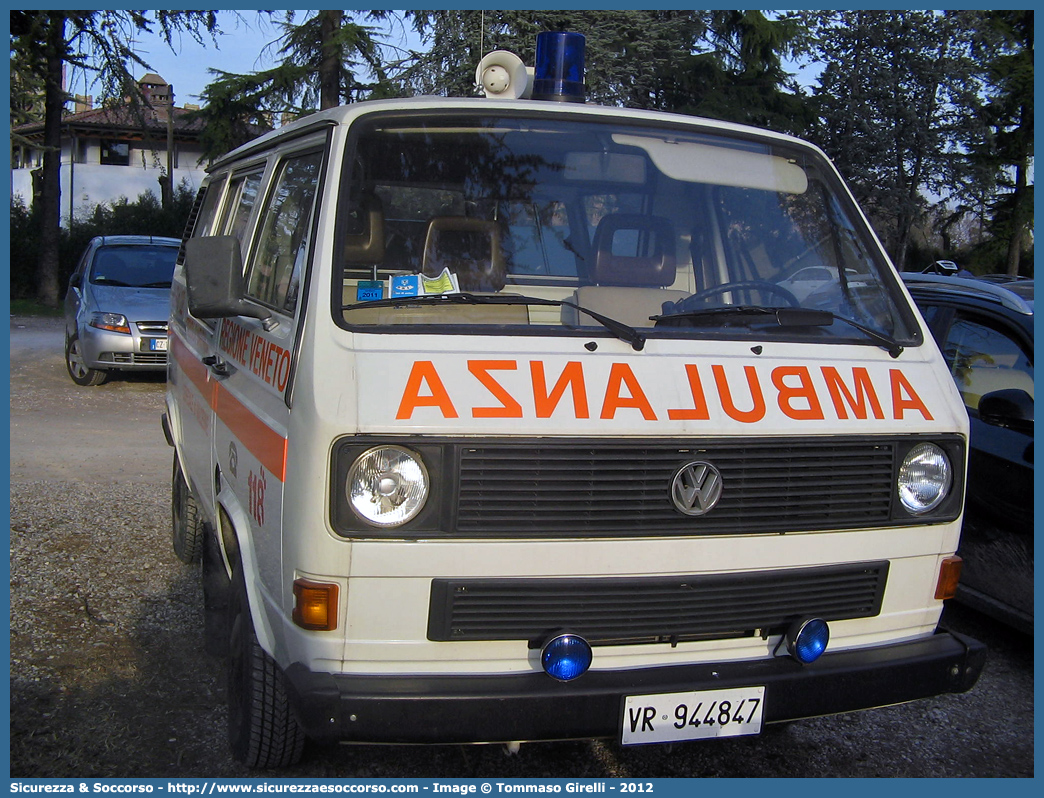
xmin=662 ymin=11 xmax=813 ymax=135
xmin=9 ymin=10 xmax=219 ymax=307
xmin=190 ymin=11 xmax=395 ymax=160
xmin=403 ymin=10 xmax=706 ymax=107
xmin=974 ymin=11 xmax=1034 ymax=276
xmin=9 ymin=17 xmax=47 ymax=146
xmin=403 ymin=10 xmax=808 ymax=136
xmin=400 ymin=10 xmax=491 ymax=97
xmin=804 ymin=11 xmax=983 ymax=270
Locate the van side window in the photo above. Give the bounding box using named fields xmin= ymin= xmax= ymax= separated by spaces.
xmin=219 ymin=170 xmax=264 ymax=246
xmin=246 ymin=151 xmax=323 ymax=314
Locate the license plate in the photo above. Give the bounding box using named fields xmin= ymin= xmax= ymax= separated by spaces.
xmin=622 ymin=686 xmax=765 ymax=744
xmin=147 ymin=338 xmax=168 ymax=351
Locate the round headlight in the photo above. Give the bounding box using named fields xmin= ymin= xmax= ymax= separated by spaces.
xmin=346 ymin=446 xmax=428 ymax=527
xmin=898 ymin=442 xmax=952 ymax=514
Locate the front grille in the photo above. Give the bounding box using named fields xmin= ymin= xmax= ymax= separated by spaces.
xmin=456 ymin=438 xmax=896 ymax=536
xmin=135 ymin=320 xmax=169 ymax=334
xmin=428 ymin=561 xmax=889 ymax=644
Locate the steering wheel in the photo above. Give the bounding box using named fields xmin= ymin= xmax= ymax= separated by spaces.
xmin=673 ymin=280 xmax=800 ymax=312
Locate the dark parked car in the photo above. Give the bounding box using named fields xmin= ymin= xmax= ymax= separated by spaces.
xmin=903 ymin=273 xmax=1034 ymax=632
xmin=63 ymin=235 xmax=181 ymax=386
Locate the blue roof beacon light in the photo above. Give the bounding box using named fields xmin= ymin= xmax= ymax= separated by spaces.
xmin=532 ymin=31 xmax=586 ymax=103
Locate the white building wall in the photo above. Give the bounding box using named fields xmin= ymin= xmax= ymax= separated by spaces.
xmin=10 ymin=139 xmax=209 ymax=226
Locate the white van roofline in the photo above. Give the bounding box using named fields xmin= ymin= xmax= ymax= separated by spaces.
xmin=207 ymin=95 xmax=827 ymax=172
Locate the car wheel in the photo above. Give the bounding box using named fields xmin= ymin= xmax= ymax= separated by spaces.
xmin=227 ymin=563 xmax=306 ymax=768
xmin=172 ymin=455 xmax=205 ymax=564
xmin=65 ymin=334 xmax=107 ymax=386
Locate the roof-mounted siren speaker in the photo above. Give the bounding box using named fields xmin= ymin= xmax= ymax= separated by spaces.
xmin=532 ymin=31 xmax=585 ymax=103
xmin=476 ymin=50 xmax=534 ymax=99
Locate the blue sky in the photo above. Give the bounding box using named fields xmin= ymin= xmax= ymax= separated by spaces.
xmin=66 ymin=11 xmax=422 ymax=105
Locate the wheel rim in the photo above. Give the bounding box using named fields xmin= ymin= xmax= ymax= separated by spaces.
xmin=67 ymin=339 xmax=89 ymax=379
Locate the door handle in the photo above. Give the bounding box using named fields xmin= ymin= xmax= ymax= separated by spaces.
xmin=202 ymin=355 xmax=234 ymax=377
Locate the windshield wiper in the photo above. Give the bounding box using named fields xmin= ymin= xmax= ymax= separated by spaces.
xmin=343 ymin=291 xmax=646 ymax=351
xmin=822 ymin=311 xmax=904 ymax=358
xmin=653 ymin=305 xmax=903 ymax=358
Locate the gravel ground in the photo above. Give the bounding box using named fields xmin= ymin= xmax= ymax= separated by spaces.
xmin=8 ymin=315 xmax=1035 ymax=779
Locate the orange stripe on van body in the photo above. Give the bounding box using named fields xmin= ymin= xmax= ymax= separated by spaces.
xmin=171 ymin=331 xmax=288 ymax=483
xmin=213 ymin=384 xmax=288 ymax=482
xmin=171 ymin=332 xmax=213 ymax=403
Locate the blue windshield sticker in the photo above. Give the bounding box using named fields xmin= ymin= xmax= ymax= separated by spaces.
xmin=356 ymin=280 xmax=384 ymax=302
xmin=390 ymin=275 xmax=420 ymax=297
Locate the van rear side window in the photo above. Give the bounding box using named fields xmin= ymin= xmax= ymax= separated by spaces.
xmin=220 ymin=170 xmax=264 ymax=247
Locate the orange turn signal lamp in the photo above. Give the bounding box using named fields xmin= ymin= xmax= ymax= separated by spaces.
xmin=935 ymin=555 xmax=963 ymax=600
xmin=293 ymin=579 xmax=339 ymax=631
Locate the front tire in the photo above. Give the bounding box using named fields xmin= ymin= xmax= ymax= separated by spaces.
xmin=172 ymin=455 xmax=204 ymax=564
xmin=65 ymin=334 xmax=107 ymax=386
xmin=227 ymin=564 xmax=305 ymax=768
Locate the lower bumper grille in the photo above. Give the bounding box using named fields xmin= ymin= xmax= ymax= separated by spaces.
xmin=103 ymin=352 xmax=167 ymax=366
xmin=428 ymin=561 xmax=889 ymax=645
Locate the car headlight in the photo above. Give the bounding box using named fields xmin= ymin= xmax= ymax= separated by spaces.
xmin=89 ymin=312 xmax=131 ymax=334
xmin=346 ymin=446 xmax=429 ymax=527
xmin=897 ymin=442 xmax=953 ymax=514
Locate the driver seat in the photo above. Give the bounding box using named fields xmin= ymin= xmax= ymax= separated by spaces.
xmin=565 ymin=214 xmax=688 ymax=328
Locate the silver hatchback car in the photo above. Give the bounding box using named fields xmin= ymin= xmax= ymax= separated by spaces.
xmin=63 ymin=235 xmax=181 ymax=386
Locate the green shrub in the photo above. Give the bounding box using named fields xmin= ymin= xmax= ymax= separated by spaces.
xmin=9 ymin=181 xmax=196 ymax=301
xmin=10 ymin=196 xmax=41 ymax=301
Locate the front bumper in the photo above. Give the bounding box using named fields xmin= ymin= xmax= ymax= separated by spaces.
xmin=81 ymin=325 xmax=168 ymax=371
xmin=284 ymin=628 xmax=985 ymax=744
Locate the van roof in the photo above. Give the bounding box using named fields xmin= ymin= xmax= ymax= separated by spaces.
xmin=208 ymin=95 xmax=826 ymax=172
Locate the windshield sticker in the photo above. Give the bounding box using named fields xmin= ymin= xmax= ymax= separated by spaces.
xmin=390 ymin=268 xmax=460 ymax=297
xmin=356 ymin=280 xmax=384 ymax=302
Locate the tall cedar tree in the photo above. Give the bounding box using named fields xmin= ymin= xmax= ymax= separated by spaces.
xmin=976 ymin=11 xmax=1034 ymax=275
xmin=190 ymin=11 xmax=394 ymax=161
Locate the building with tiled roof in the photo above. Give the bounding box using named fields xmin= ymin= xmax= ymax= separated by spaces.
xmin=11 ymin=74 xmax=211 ymax=224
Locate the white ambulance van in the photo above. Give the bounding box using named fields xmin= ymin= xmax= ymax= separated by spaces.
xmin=164 ymin=34 xmax=984 ymax=767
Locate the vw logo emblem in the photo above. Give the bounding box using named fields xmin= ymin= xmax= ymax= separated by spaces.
xmin=671 ymin=461 xmax=723 ymax=516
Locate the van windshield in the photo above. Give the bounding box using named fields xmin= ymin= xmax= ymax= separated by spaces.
xmin=337 ymin=112 xmax=917 ymax=346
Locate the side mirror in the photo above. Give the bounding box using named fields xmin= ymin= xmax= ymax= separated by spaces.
xmin=978 ymin=388 xmax=1033 ymax=434
xmin=183 ymin=236 xmax=274 ymax=329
